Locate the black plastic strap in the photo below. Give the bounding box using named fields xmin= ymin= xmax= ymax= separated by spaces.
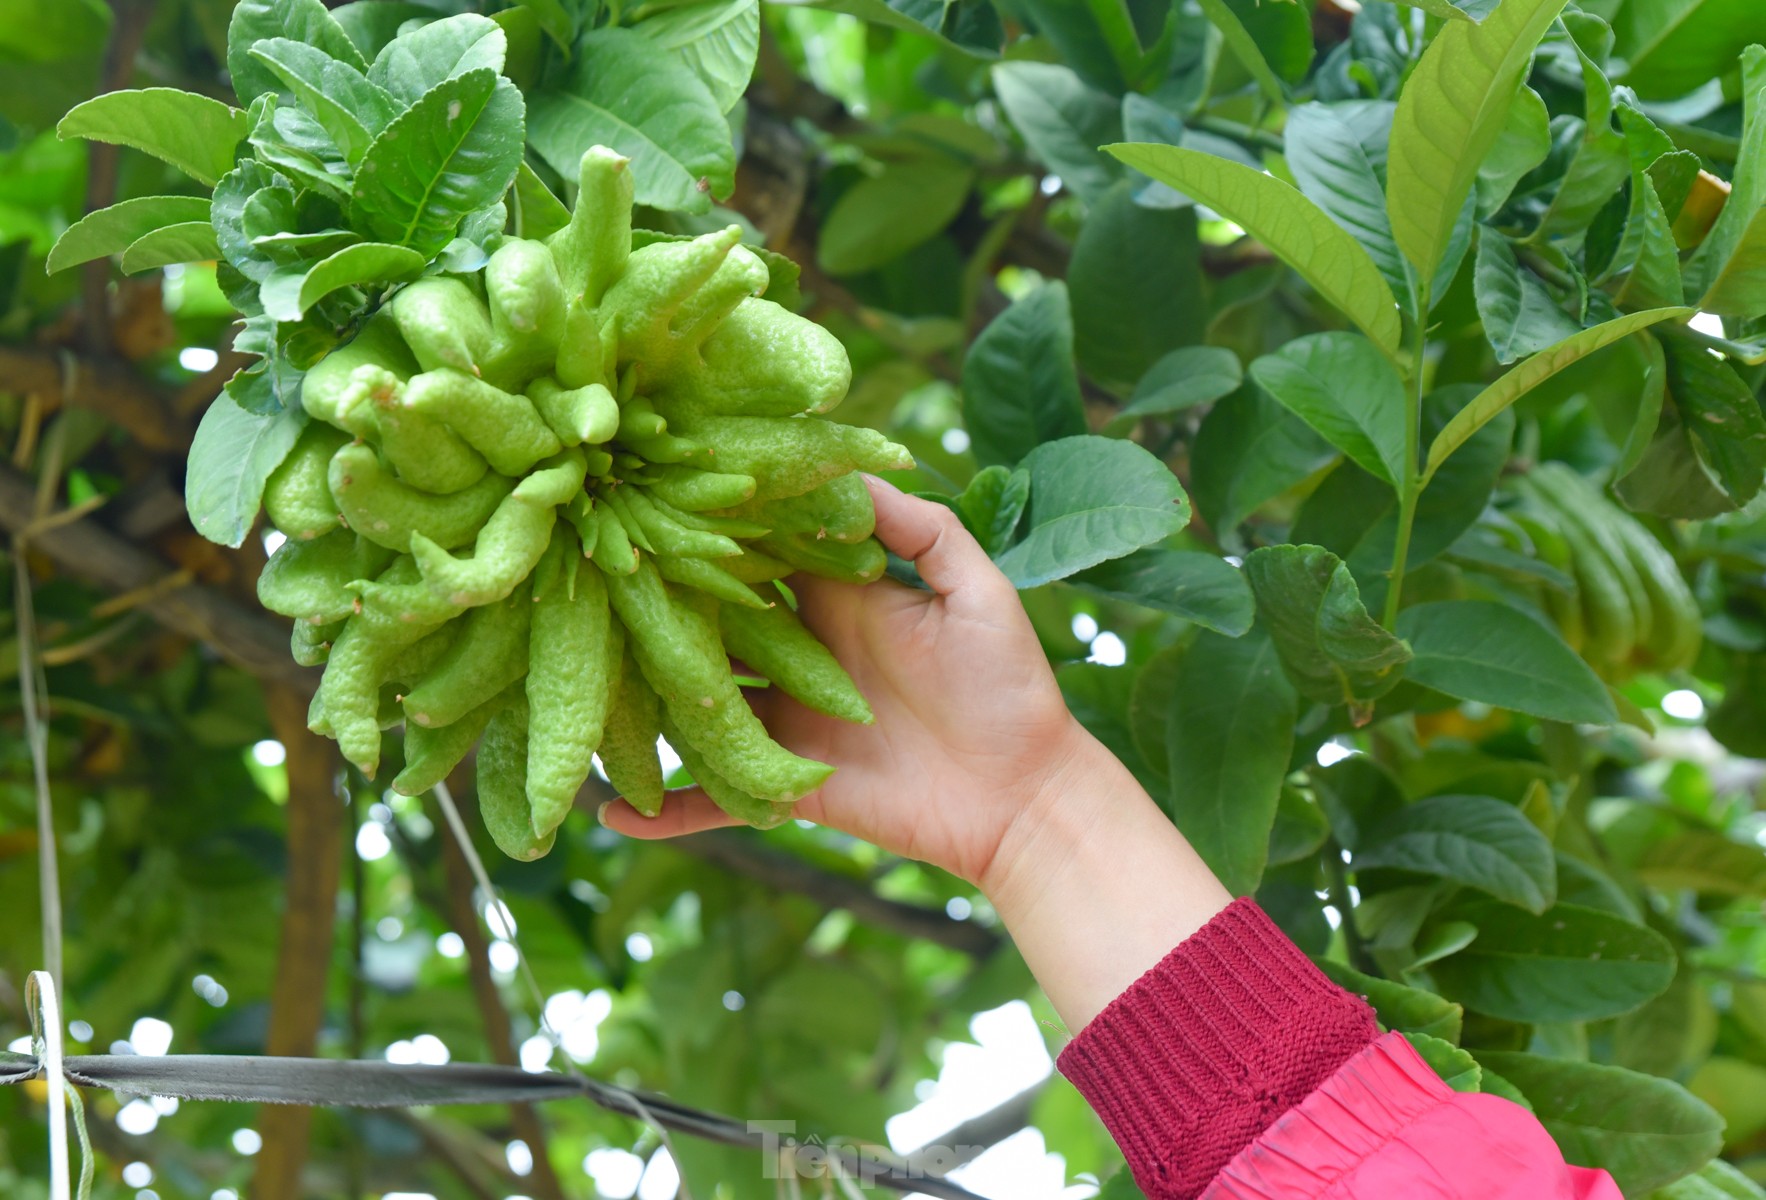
xmin=0 ymin=1052 xmax=984 ymax=1198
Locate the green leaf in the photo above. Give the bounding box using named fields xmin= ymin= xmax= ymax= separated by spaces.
xmin=330 ymin=2 xmax=442 ymax=57
xmin=511 ymin=162 xmax=571 ymax=241
xmin=1403 ymin=1031 xmax=1482 ymax=1092
xmin=1111 ymin=345 xmax=1243 ymax=425
xmin=1614 ymin=0 xmax=1766 ymax=100
xmin=1662 ymin=336 xmax=1766 ymax=509
xmin=1165 ymin=628 xmax=1298 ymax=896
xmin=258 ymin=242 xmax=426 ymax=322
xmin=350 ymin=69 xmax=524 ymax=258
xmin=1616 ymin=970 xmax=1719 ymax=1079
xmin=1474 ymin=85 xmax=1552 ymax=216
xmin=186 ymin=391 xmax=306 ymax=549
xmin=1315 ymin=959 xmax=1464 ymax=1041
xmin=1688 ymin=58 xmax=1766 ymax=300
xmin=56 ymin=88 xmax=247 ymax=188
xmin=819 ymin=156 xmax=974 ymax=276
xmin=1249 ymin=332 xmax=1409 ymax=486
xmin=992 ymin=63 xmax=1121 ymax=206
xmin=634 ymin=0 xmax=759 ymax=114
xmin=1473 ymin=229 xmax=1582 ymax=365
xmin=529 ymin=28 xmax=734 ymax=216
xmin=1193 ymin=0 xmax=1290 ymax=103
xmin=368 ymin=13 xmax=506 ymax=106
xmin=771 ymin=0 xmax=1002 ymax=54
xmin=1356 ymin=794 xmax=1556 ymax=912
xmin=1610 ymin=107 xmax=1688 ymax=307
xmin=950 ymin=465 xmax=1030 ymax=556
xmin=1650 ymin=1160 xmax=1766 ymax=1200
xmin=993 ymin=436 xmax=1192 ymax=589
xmin=1433 ymin=902 xmax=1676 ymax=1022
xmin=1284 ymin=101 xmax=1411 ymax=309
xmin=227 ymin=0 xmax=368 ymax=105
xmin=1616 ymin=400 xmax=1746 ymax=520
xmin=1067 ymin=183 xmax=1206 ymax=386
xmin=960 ymin=281 xmax=1085 ymax=468
xmin=1396 ymin=600 xmax=1617 ymax=724
xmin=1106 ymin=143 xmax=1403 ymax=358
xmin=1636 ymin=829 xmax=1766 ymax=896
xmin=248 ymin=38 xmax=398 ymax=164
xmin=1477 ymin=1052 xmax=1723 ymax=1193
xmin=1385 ymin=0 xmax=1571 ymax=282
xmin=1192 ymin=384 xmax=1336 ymax=535
xmin=118 ymin=221 xmax=220 ymax=274
xmin=45 ymin=195 xmax=212 ymax=274
xmin=1296 ymin=388 xmax=1512 ymax=595
xmin=1422 ymin=307 xmax=1691 ymax=484
xmin=1072 ymin=548 xmax=1255 ymax=636
xmin=1243 ymin=544 xmax=1412 ymax=710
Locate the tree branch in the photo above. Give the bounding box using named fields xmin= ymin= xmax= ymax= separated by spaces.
xmin=0 ymin=345 xmax=189 ymax=452
xmin=252 ymin=684 xmax=346 ymax=1200
xmin=901 ymin=1082 xmax=1043 ymax=1175
xmin=670 ymin=829 xmax=1003 ymax=959
xmin=0 ymin=460 xmax=314 ymax=691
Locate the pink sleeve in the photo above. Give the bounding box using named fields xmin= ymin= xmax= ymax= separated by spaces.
xmin=1056 ymin=898 xmax=1622 ymax=1200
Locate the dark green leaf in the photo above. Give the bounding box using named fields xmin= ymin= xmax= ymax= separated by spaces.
xmin=1476 ymin=1051 xmax=1723 ymax=1193
xmin=1165 ymin=628 xmax=1297 ymax=896
xmin=961 ymin=281 xmax=1085 ymax=468
xmin=1244 ymin=544 xmax=1412 ymax=709
xmin=330 ymin=2 xmax=442 ymax=58
xmin=1473 ymin=229 xmax=1582 ymax=365
xmin=350 ymin=69 xmax=524 ymax=258
xmin=992 ymin=62 xmax=1121 ymax=206
xmin=1396 ymin=600 xmax=1617 ymax=725
xmin=1284 ymin=101 xmax=1410 ymax=309
xmin=1662 ymin=336 xmax=1766 ymax=510
xmin=1108 ymin=143 xmax=1403 ymax=356
xmin=528 ymin=28 xmax=734 ymax=216
xmin=1316 ymin=958 xmax=1463 ymax=1041
xmin=1432 ymin=902 xmax=1675 ymax=1022
xmin=994 ymin=436 xmax=1192 ymax=588
xmin=952 ymin=465 xmax=1031 ymax=555
xmin=1616 ymin=398 xmax=1748 ymax=519
xmin=1249 ymin=332 xmax=1408 ymax=486
xmin=248 ymin=38 xmax=398 ymax=164
xmin=186 ymin=390 xmax=306 ymax=549
xmin=227 ymin=0 xmax=367 ymax=105
xmin=1356 ymin=794 xmax=1556 ymax=913
xmin=368 ymin=13 xmax=506 ymax=107
xmin=259 ymin=242 xmax=426 ymax=321
xmin=1268 ymin=785 xmax=1330 ymax=865
xmin=1474 ymin=86 xmax=1552 ymax=216
xmin=819 ymin=157 xmax=973 ymax=276
xmin=1296 ymin=388 xmax=1513 ymax=592
xmin=1112 ymin=346 xmax=1242 ymax=425
xmin=1072 ymin=548 xmax=1255 ymax=636
xmin=1192 ymin=384 xmax=1336 ymax=536
xmin=1649 ymin=1161 xmax=1766 ymax=1200
xmin=56 ymin=88 xmax=247 ymax=187
xmin=1067 ymin=183 xmax=1205 ymax=387
xmin=1614 ymin=0 xmax=1766 ymax=100
xmin=45 ymin=195 xmax=212 ymax=275
xmin=118 ymin=221 xmax=220 ymax=274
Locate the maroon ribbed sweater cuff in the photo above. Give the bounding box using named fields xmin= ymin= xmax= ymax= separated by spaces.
xmin=1054 ymin=897 xmax=1377 ymax=1199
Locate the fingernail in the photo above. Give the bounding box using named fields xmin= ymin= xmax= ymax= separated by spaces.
xmin=596 ymin=801 xmax=612 ymax=828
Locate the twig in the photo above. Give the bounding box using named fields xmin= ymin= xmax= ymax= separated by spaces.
xmin=0 ymin=461 xmax=314 ymax=691
xmin=0 ymin=347 xmax=189 ymax=452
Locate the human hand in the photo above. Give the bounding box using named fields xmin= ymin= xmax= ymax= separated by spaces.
xmin=599 ymin=474 xmax=1099 ymax=893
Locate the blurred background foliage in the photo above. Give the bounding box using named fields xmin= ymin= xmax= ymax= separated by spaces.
xmin=1 ymin=0 xmax=1766 ymax=1198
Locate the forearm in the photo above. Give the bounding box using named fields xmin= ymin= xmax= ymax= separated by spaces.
xmin=982 ymin=725 xmax=1234 ymax=1031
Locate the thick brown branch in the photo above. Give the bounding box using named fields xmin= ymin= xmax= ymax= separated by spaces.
xmin=0 ymin=460 xmax=314 ymax=691
xmin=671 ymin=830 xmax=1003 ymax=959
xmin=0 ymin=346 xmax=188 ymax=452
xmin=252 ymin=684 xmax=346 ymax=1200
xmin=438 ymin=792 xmax=568 ymax=1200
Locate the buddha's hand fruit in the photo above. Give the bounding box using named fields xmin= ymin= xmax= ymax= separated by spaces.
xmin=257 ymin=146 xmax=912 ymax=855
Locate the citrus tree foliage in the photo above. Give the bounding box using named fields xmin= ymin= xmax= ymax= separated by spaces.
xmin=1 ymin=0 xmax=1765 ymax=1197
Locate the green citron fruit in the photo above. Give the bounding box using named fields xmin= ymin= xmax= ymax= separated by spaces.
xmin=258 ymin=147 xmax=911 ymax=854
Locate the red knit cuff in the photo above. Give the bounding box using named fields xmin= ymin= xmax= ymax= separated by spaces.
xmin=1054 ymin=897 xmax=1377 ymax=1200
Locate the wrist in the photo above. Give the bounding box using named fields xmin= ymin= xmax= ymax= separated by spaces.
xmin=978 ymin=724 xmax=1234 ymax=1031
